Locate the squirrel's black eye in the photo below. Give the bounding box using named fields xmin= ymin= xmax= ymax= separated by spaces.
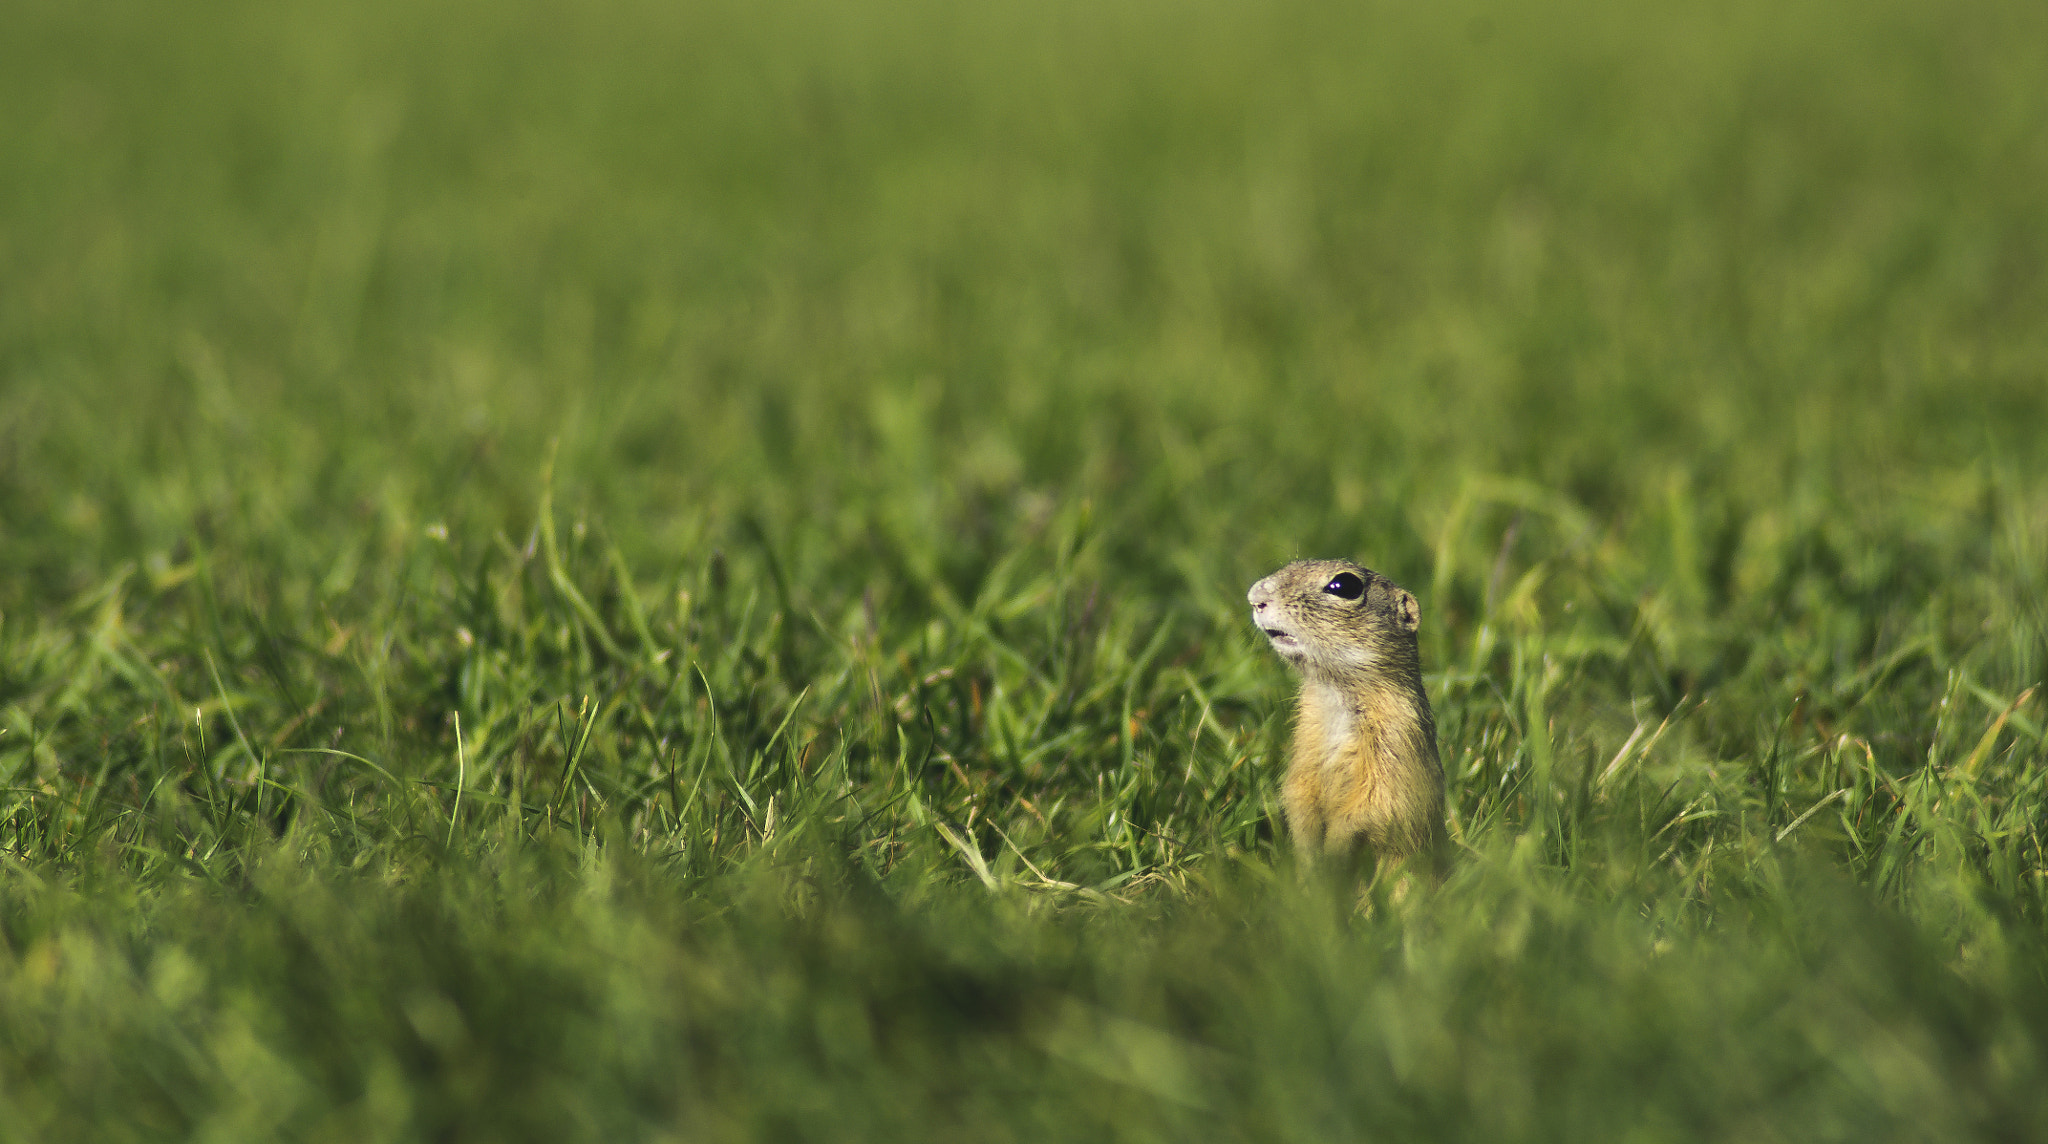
xmin=1324 ymin=572 xmax=1365 ymax=600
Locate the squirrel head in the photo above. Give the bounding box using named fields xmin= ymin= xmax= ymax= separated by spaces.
xmin=1247 ymin=559 xmax=1423 ymax=684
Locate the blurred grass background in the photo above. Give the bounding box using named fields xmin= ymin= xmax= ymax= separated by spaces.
xmin=3 ymin=0 xmax=2047 ymax=1139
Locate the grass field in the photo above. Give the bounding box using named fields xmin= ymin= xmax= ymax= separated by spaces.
xmin=4 ymin=0 xmax=2048 ymax=1139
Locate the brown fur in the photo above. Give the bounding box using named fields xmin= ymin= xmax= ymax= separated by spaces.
xmin=1248 ymin=559 xmax=1446 ymax=877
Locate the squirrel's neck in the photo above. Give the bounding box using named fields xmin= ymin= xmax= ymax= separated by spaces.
xmin=1295 ymin=664 xmax=1435 ymax=770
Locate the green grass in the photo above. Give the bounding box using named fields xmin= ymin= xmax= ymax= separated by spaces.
xmin=4 ymin=0 xmax=2048 ymax=1138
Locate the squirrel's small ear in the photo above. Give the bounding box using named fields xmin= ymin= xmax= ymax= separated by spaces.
xmin=1393 ymin=589 xmax=1421 ymax=632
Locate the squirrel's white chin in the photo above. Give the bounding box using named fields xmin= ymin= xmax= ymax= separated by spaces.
xmin=1267 ymin=641 xmax=1308 ymax=667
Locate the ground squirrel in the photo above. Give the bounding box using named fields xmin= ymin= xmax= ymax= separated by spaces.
xmin=1248 ymin=559 xmax=1446 ymax=876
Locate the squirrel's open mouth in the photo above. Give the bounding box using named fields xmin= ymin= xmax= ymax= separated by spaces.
xmin=1262 ymin=628 xmax=1292 ymax=642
